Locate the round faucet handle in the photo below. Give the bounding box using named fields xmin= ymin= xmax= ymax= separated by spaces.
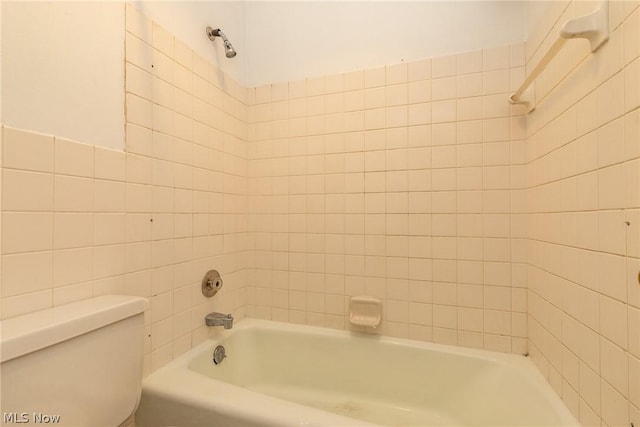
xmin=201 ymin=270 xmax=223 ymax=297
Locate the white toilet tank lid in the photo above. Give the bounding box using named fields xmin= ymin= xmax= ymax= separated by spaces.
xmin=0 ymin=295 xmax=149 ymax=363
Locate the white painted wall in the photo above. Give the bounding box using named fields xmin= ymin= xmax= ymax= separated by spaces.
xmin=119 ymin=1 xmax=528 ymax=89
xmin=245 ymin=1 xmax=528 ymax=87
xmin=1 ymin=1 xmax=528 ymax=147
xmin=132 ymin=1 xmax=247 ymax=86
xmin=1 ymin=1 xmax=125 ymax=149
xmin=0 ymin=1 xmax=3 ymax=124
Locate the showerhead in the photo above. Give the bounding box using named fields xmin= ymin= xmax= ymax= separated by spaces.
xmin=206 ymin=27 xmax=237 ymax=59
xmin=223 ymin=40 xmax=237 ymax=58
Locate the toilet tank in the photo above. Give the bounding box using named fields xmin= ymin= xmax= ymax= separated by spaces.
xmin=0 ymin=295 xmax=148 ymax=427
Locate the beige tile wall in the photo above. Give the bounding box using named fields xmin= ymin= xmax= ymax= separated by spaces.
xmin=2 ymin=8 xmax=636 ymax=416
xmin=524 ymin=1 xmax=640 ymax=425
xmin=0 ymin=4 xmax=251 ymax=374
xmin=0 ymin=127 xmax=3 ymax=321
xmin=245 ymin=43 xmax=530 ymax=353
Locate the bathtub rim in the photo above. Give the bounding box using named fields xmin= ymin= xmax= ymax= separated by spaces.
xmin=139 ymin=318 xmax=580 ymax=427
xmin=159 ymin=318 xmax=534 ymax=370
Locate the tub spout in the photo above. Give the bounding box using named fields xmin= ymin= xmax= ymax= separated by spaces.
xmin=205 ymin=312 xmax=233 ymax=329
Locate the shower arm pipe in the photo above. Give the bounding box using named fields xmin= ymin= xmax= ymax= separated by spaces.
xmin=510 ymin=0 xmax=609 ymax=110
xmin=207 ymin=27 xmax=229 ymax=43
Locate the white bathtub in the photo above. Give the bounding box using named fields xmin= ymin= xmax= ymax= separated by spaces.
xmin=136 ymin=319 xmax=579 ymax=427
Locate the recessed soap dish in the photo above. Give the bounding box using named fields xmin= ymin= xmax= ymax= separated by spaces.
xmin=349 ymin=296 xmax=382 ymax=328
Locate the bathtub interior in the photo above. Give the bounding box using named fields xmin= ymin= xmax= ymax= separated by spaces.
xmin=187 ymin=324 xmax=574 ymax=426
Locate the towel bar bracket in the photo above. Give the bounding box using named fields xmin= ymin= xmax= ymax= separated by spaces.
xmin=560 ymin=0 xmax=609 ymax=52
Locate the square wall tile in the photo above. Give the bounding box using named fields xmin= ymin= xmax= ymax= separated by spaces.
xmin=53 ymin=248 xmax=93 ymax=287
xmin=3 ymin=127 xmax=54 ymax=172
xmin=54 ymin=175 xmax=94 ymax=212
xmin=2 ymin=212 xmax=53 ymax=254
xmin=125 ymin=3 xmax=152 ymax=44
xmin=95 ymin=147 xmax=126 ymax=181
xmin=53 ymin=213 xmax=93 ymax=250
xmin=126 ymin=32 xmax=153 ymax=71
xmin=2 ymin=251 xmax=53 ymax=297
xmin=2 ymin=169 xmax=54 ymax=212
xmin=55 ymin=138 xmax=94 ymax=177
